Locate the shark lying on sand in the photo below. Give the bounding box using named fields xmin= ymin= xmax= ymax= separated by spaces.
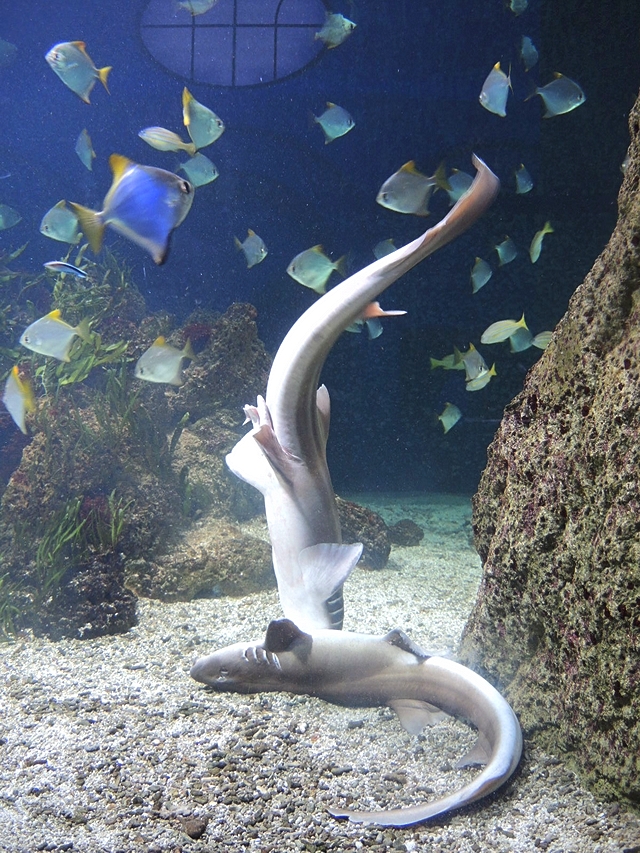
xmin=226 ymin=156 xmax=500 ymax=631
xmin=191 ymin=618 xmax=523 ymax=827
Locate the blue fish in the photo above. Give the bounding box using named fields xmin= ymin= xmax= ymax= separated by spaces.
xmin=69 ymin=154 xmax=195 ymax=265
xmin=43 ymin=261 xmax=87 ymax=278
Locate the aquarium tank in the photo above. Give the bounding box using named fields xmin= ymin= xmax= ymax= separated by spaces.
xmin=0 ymin=0 xmax=639 ymax=850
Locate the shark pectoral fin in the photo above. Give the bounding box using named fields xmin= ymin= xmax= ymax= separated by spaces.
xmin=253 ymin=423 xmax=301 ymax=485
xmin=388 ymin=699 xmax=450 ymax=734
xmin=226 ymin=430 xmax=277 ymax=495
xmin=383 ymin=628 xmax=431 ymax=660
xmin=455 ymin=732 xmax=492 ymax=768
xmin=298 ymin=542 xmax=363 ymax=600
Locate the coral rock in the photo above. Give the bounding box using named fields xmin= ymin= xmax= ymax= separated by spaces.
xmin=459 ymin=97 xmax=640 ymax=807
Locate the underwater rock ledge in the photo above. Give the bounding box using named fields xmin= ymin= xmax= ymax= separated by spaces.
xmin=460 ymin=92 xmax=640 ymax=807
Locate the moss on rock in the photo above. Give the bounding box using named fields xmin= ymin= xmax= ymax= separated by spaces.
xmin=459 ymin=95 xmax=640 ymax=807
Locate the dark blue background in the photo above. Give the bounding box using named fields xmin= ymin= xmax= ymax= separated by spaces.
xmin=1 ymin=0 xmax=638 ymax=493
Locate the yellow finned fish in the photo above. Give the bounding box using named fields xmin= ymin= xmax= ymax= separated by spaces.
xmin=139 ymin=127 xmax=196 ymax=156
xmin=20 ymin=310 xmax=91 ymax=362
xmin=481 ymin=314 xmax=528 ymax=345
xmin=376 ymin=161 xmax=448 ymax=216
xmin=40 ymin=200 xmax=81 ymax=244
xmin=479 ymin=62 xmax=511 ymax=117
xmin=287 ymin=245 xmax=346 ymax=294
xmin=235 ymin=229 xmax=268 ymax=268
xmin=45 ymin=41 xmax=111 ymax=104
xmin=182 ymin=88 xmax=225 ymax=149
xmin=134 ymin=337 xmax=195 ymax=386
xmin=2 ymin=366 xmax=35 ymax=434
xmin=530 ymin=221 xmax=554 ymax=262
xmin=466 ymin=364 xmax=496 ymax=391
xmin=68 ymin=154 xmax=194 ymax=265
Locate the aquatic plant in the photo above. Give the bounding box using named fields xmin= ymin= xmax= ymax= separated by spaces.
xmin=50 ymin=246 xmax=137 ymax=326
xmin=35 ymin=497 xmax=86 ymax=599
xmin=0 ymin=572 xmax=22 ymax=640
xmin=31 ymin=334 xmax=130 ymax=394
xmin=80 ymin=489 xmax=132 ymax=553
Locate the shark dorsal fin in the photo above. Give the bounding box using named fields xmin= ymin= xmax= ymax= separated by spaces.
xmin=383 ymin=628 xmax=430 ymax=660
xmin=388 ymin=699 xmax=449 ymax=734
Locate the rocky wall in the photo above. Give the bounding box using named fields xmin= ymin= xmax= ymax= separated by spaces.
xmin=459 ymin=94 xmax=640 ymax=806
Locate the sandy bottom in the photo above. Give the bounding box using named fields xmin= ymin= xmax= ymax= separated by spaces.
xmin=0 ymin=493 xmax=638 ymax=853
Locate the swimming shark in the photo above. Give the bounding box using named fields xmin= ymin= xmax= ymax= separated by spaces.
xmin=226 ymin=156 xmax=500 ymax=632
xmin=190 ymin=617 xmax=523 ymax=827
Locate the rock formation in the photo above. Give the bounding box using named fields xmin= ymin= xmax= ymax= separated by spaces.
xmin=459 ymin=96 xmax=640 ymax=806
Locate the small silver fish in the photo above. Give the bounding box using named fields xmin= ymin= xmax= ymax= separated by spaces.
xmin=531 ymin=74 xmax=586 ymax=117
xmin=515 ymin=163 xmax=533 ymax=194
xmin=177 ymin=0 xmax=219 ymax=14
xmin=481 ymin=314 xmax=528 ymax=344
xmin=495 ymin=236 xmax=517 ymax=266
xmin=178 ymin=152 xmax=219 ymax=187
xmin=315 ymin=13 xmax=356 ymax=49
xmin=461 ymin=343 xmax=489 ymax=382
xmin=43 ymin=261 xmax=87 ymax=278
xmin=509 ymin=326 xmax=534 ymax=352
xmin=235 ymin=229 xmax=268 ymax=268
xmin=438 ymin=402 xmax=462 ymax=434
xmin=45 ymin=41 xmax=111 ymax=104
xmin=479 ymin=62 xmax=511 ymax=117
xmin=2 ymin=366 xmax=35 ymax=434
xmin=373 ymin=239 xmax=397 ymax=259
xmin=529 ymin=221 xmax=553 ymax=262
xmin=20 ymin=310 xmax=91 ymax=362
xmin=40 ymin=200 xmax=81 ymax=244
xmin=75 ymin=128 xmax=96 ymax=171
xmin=471 ymin=257 xmax=492 ymax=293
xmin=444 ymin=169 xmax=473 ymax=206
xmin=0 ymin=38 xmax=17 ymax=68
xmin=0 ymin=203 xmax=21 ymax=230
xmin=520 ymin=36 xmax=538 ymax=71
xmin=134 ymin=336 xmax=195 ymax=386
xmin=509 ymin=0 xmax=528 ymax=15
xmin=139 ymin=127 xmax=196 ymax=156
xmin=182 ymin=88 xmax=225 ymax=149
xmin=313 ymin=103 xmax=355 ymax=144
xmin=376 ymin=161 xmax=447 ymax=216
xmin=286 ymin=245 xmax=345 ymax=294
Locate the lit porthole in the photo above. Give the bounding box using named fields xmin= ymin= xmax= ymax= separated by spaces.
xmin=141 ymin=0 xmax=328 ymax=87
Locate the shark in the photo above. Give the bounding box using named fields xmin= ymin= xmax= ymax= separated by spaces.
xmin=226 ymin=156 xmax=500 ymax=631
xmin=190 ymin=617 xmax=523 ymax=827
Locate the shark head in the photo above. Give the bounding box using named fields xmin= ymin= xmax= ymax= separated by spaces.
xmin=190 ymin=619 xmax=315 ymax=691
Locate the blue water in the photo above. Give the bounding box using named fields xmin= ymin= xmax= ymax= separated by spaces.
xmin=0 ymin=0 xmax=638 ymax=493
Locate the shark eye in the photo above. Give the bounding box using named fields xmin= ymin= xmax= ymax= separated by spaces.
xmin=216 ymin=668 xmax=229 ymax=682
